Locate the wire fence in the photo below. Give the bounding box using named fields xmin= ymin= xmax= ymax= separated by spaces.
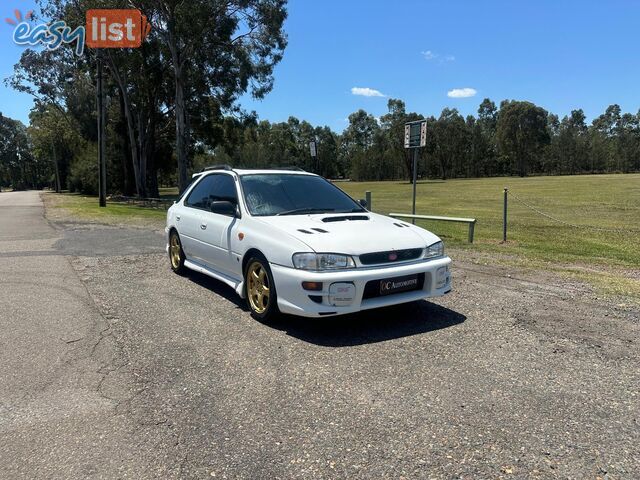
xmin=108 ymin=195 xmax=174 ymax=210
xmin=507 ymin=190 xmax=640 ymax=234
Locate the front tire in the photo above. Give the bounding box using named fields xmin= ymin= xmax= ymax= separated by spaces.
xmin=169 ymin=230 xmax=186 ymax=274
xmin=244 ymin=255 xmax=279 ymax=321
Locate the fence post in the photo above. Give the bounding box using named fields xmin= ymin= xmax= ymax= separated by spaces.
xmin=365 ymin=191 xmax=372 ymax=212
xmin=468 ymin=219 xmax=476 ymax=244
xmin=503 ymin=188 xmax=508 ymax=242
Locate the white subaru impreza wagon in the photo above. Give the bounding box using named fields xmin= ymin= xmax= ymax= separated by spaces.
xmin=166 ymin=166 xmax=451 ymax=320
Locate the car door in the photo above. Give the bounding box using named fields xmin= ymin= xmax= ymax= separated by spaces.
xmin=180 ymin=174 xmax=219 ymax=264
xmin=197 ymin=174 xmax=241 ymax=277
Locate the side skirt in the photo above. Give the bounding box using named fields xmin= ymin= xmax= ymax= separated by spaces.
xmin=183 ymin=259 xmax=245 ymax=298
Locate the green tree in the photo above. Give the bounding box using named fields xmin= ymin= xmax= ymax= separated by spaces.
xmin=0 ymin=114 xmax=42 ymax=189
xmin=431 ymin=108 xmax=468 ymax=179
xmin=145 ymin=0 xmax=288 ymax=192
xmin=477 ymin=98 xmax=499 ymax=174
xmin=496 ymin=100 xmax=550 ymax=176
xmin=342 ymin=110 xmax=380 ymax=180
xmin=379 ymin=99 xmax=422 ymax=179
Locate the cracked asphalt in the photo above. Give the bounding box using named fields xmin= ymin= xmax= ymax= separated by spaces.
xmin=0 ymin=190 xmax=638 ymax=479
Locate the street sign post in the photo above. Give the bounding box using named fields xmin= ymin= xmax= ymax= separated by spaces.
xmin=309 ymin=140 xmax=318 ymax=173
xmin=404 ymin=120 xmax=427 ymax=223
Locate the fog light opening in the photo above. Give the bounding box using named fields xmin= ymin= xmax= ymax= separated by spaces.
xmin=436 ymin=267 xmax=448 ymax=289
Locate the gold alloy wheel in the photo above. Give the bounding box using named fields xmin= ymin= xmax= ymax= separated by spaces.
xmin=169 ymin=234 xmax=181 ymax=269
xmin=247 ymin=261 xmax=270 ymax=314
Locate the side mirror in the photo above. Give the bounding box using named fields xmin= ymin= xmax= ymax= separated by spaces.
xmin=210 ymin=200 xmax=238 ymax=217
xmin=358 ymin=198 xmax=368 ymax=209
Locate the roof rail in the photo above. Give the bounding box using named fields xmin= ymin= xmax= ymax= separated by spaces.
xmin=201 ymin=164 xmax=233 ymax=172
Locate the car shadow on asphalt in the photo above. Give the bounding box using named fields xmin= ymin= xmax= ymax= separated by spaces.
xmin=183 ymin=270 xmax=247 ymax=309
xmin=263 ymin=301 xmax=466 ymax=347
xmin=183 ymin=271 xmax=465 ymax=347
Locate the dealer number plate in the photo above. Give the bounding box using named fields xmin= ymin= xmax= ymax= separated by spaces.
xmin=379 ymin=274 xmax=420 ymax=296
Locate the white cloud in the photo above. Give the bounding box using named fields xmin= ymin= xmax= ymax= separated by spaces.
xmin=421 ymin=50 xmax=455 ymax=62
xmin=447 ymin=87 xmax=477 ymax=98
xmin=351 ymin=87 xmax=386 ymax=97
xmin=421 ymin=50 xmax=436 ymax=60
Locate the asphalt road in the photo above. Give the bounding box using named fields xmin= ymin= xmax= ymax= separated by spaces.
xmin=0 ymin=190 xmax=638 ymax=479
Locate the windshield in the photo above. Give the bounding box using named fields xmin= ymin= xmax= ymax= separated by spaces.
xmin=240 ymin=174 xmax=365 ymax=216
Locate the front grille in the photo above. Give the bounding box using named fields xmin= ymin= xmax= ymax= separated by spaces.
xmin=359 ymin=248 xmax=423 ymax=265
xmin=362 ymin=273 xmax=425 ymax=300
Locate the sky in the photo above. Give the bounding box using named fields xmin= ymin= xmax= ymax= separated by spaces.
xmin=2 ymin=0 xmax=640 ymax=131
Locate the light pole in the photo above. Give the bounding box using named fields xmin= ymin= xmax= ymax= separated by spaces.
xmin=97 ymin=50 xmax=106 ymax=207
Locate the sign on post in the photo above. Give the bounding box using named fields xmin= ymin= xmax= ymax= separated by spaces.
xmin=404 ymin=120 xmax=427 ymax=222
xmin=404 ymin=120 xmax=427 ymax=148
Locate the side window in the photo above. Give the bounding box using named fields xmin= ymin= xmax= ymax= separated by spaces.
xmin=209 ymin=174 xmax=238 ymax=204
xmin=185 ymin=174 xmax=237 ymax=210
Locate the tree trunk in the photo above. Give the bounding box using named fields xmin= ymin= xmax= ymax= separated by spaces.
xmin=137 ymin=111 xmax=147 ymax=196
xmin=174 ymin=65 xmax=189 ymax=193
xmin=106 ymin=54 xmax=144 ymax=197
xmin=51 ymin=139 xmax=61 ymax=192
xmin=146 ymin=112 xmax=159 ymax=198
xmin=118 ymin=93 xmax=134 ymax=195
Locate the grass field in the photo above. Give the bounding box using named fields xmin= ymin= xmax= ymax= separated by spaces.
xmin=45 ymin=174 xmax=640 ymax=298
xmin=44 ymin=192 xmax=167 ymax=227
xmin=339 ymin=174 xmax=640 ymax=266
xmin=340 ymin=174 xmax=640 ymax=299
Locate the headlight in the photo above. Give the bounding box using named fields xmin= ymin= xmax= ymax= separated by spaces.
xmin=424 ymin=241 xmax=444 ymax=259
xmin=292 ymin=253 xmax=356 ymax=271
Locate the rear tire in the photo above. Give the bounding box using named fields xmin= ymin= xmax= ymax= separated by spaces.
xmin=244 ymin=255 xmax=279 ymax=321
xmin=169 ymin=230 xmax=186 ymax=274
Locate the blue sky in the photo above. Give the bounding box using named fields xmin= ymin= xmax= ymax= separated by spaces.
xmin=2 ymin=0 xmax=640 ymax=131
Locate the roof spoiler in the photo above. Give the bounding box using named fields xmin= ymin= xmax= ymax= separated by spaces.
xmin=201 ymin=164 xmax=233 ymax=172
xmin=273 ymin=166 xmax=306 ymax=171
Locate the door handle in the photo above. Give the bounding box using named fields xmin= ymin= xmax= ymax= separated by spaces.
xmin=200 ymin=224 xmax=207 ymax=230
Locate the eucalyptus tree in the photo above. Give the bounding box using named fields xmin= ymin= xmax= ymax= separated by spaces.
xmin=0 ymin=114 xmax=39 ymax=189
xmin=141 ymin=0 xmax=288 ymax=192
xmin=430 ymin=108 xmax=468 ymax=180
xmin=379 ymin=99 xmax=422 ymax=180
xmin=496 ymin=100 xmax=550 ymax=177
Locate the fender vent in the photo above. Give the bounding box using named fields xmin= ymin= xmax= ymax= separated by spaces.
xmin=297 ymin=229 xmax=314 ymax=234
xmin=311 ymin=228 xmax=329 ymax=233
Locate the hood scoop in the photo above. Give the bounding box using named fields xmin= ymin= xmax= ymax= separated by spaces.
xmin=321 ymin=215 xmax=370 ymax=223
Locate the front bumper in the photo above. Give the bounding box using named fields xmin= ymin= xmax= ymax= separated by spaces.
xmin=270 ymin=256 xmax=452 ymax=317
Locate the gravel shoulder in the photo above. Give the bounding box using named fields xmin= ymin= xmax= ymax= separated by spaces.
xmin=2 ymin=191 xmax=638 ymax=479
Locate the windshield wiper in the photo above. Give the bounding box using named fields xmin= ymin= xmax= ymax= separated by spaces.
xmin=276 ymin=207 xmax=336 ymax=216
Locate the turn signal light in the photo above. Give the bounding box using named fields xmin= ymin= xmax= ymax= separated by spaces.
xmin=302 ymin=281 xmax=323 ymax=291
